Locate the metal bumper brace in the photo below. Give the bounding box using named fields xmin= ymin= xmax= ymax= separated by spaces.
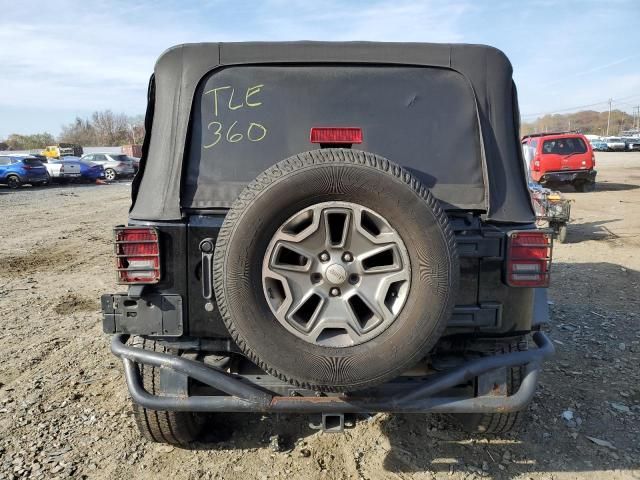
xmin=111 ymin=331 xmax=554 ymax=414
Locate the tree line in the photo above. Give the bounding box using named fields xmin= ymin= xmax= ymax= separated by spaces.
xmin=2 ymin=107 xmax=636 ymax=151
xmin=521 ymin=109 xmax=637 ymax=137
xmin=0 ymin=110 xmax=145 ymax=151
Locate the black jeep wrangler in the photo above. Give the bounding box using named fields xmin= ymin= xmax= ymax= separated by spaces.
xmin=102 ymin=42 xmax=554 ymax=445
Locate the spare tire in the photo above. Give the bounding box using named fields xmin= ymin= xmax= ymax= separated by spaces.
xmin=213 ymin=149 xmax=458 ymax=392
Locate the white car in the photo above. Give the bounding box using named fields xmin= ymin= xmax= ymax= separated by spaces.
xmin=603 ymin=137 xmax=626 ymax=151
xmin=43 ymin=156 xmax=82 ymax=178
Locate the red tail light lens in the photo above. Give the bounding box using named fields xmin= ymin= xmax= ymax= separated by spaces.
xmin=114 ymin=227 xmax=160 ymax=284
xmin=310 ymin=127 xmax=362 ymax=144
xmin=532 ymin=156 xmax=541 ymax=171
xmin=506 ymin=231 xmax=552 ymax=287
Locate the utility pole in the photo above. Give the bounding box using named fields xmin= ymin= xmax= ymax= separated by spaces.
xmin=606 ymin=98 xmax=612 ymax=136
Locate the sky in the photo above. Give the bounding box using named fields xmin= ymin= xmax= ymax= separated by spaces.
xmin=1 ymin=0 xmax=639 ymax=139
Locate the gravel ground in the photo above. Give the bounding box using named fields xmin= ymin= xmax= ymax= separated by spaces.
xmin=0 ymin=153 xmax=639 ymax=480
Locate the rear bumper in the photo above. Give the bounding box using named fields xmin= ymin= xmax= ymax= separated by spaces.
xmin=115 ymin=167 xmax=135 ymax=176
xmin=540 ymin=169 xmax=596 ymax=184
xmin=24 ymin=173 xmax=49 ymax=182
xmin=110 ymin=331 xmax=554 ymax=414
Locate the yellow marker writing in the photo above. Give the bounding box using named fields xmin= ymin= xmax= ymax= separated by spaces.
xmin=246 ymin=84 xmax=264 ymax=107
xmin=204 ymin=85 xmax=231 ymax=117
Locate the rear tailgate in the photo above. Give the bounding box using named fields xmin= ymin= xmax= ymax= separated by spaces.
xmin=60 ymin=161 xmax=81 ymax=176
xmin=22 ymin=158 xmax=47 ymax=181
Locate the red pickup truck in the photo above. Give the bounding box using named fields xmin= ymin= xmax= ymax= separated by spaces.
xmin=521 ymin=132 xmax=597 ymax=192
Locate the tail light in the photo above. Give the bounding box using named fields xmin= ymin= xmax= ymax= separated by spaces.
xmin=114 ymin=227 xmax=160 ymax=284
xmin=532 ymin=155 xmax=541 ymax=171
xmin=506 ymin=230 xmax=552 ymax=287
xmin=591 ymin=153 xmax=596 ymax=167
xmin=310 ymin=127 xmax=363 ymax=144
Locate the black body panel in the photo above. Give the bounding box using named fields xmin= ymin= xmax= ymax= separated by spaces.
xmin=105 ymin=216 xmax=538 ymax=339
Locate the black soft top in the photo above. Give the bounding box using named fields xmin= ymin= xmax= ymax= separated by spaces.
xmin=130 ymin=42 xmax=533 ymax=223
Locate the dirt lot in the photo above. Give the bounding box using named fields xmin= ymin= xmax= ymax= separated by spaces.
xmin=0 ymin=153 xmax=639 ymax=480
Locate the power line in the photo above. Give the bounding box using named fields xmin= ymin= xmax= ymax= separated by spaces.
xmin=521 ymin=93 xmax=640 ymax=118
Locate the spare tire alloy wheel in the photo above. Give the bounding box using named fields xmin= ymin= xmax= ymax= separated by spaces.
xmin=213 ymin=149 xmax=458 ymax=392
xmin=263 ymin=202 xmax=411 ymax=348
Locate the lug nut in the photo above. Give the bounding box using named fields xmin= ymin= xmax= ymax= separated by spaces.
xmin=342 ymin=252 xmax=353 ymax=262
xmin=319 ymin=252 xmax=330 ymax=262
xmin=348 ymin=274 xmax=360 ymax=285
xmin=330 ymin=287 xmax=341 ymax=297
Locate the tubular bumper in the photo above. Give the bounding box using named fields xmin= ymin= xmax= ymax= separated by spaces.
xmin=111 ymin=332 xmax=554 ymax=414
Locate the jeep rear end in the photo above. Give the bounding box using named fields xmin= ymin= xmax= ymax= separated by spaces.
xmin=101 ymin=42 xmax=554 ymax=444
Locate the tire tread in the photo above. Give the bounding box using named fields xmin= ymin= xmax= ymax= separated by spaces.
xmin=213 ymin=148 xmax=458 ymax=392
xmin=131 ymin=336 xmax=205 ymax=445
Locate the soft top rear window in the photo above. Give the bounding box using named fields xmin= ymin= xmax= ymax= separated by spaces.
xmin=184 ymin=64 xmax=485 ymax=211
xmin=542 ymin=138 xmax=587 ymax=155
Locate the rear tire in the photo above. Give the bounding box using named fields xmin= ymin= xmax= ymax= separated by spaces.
xmin=104 ymin=168 xmax=117 ymax=181
xmin=7 ymin=175 xmax=20 ymax=189
xmin=449 ymin=338 xmax=528 ymax=435
xmin=131 ymin=336 xmax=207 ymax=446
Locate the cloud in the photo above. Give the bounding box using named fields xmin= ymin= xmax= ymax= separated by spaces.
xmin=0 ymin=0 xmax=470 ymax=135
xmin=1 ymin=0 xmax=639 ymax=136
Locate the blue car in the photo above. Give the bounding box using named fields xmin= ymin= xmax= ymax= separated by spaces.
xmin=0 ymin=155 xmax=50 ymax=188
xmin=590 ymin=140 xmax=608 ymax=152
xmin=44 ymin=156 xmax=105 ymax=182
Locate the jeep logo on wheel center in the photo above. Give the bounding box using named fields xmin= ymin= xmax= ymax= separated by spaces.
xmin=325 ymin=264 xmax=347 ymax=285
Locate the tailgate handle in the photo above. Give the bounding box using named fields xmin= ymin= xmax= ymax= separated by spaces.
xmin=199 ymin=238 xmax=215 ymax=300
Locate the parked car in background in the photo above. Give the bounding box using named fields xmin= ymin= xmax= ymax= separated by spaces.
xmin=0 ymin=155 xmax=50 ymax=188
xmin=129 ymin=156 xmax=140 ymax=173
xmin=81 ymin=153 xmax=135 ymax=181
xmin=41 ymin=143 xmax=83 ymax=159
xmin=622 ymin=137 xmax=640 ymax=151
xmin=603 ymin=137 xmax=626 ymax=151
xmin=521 ymin=131 xmax=596 ymax=191
xmin=589 ymin=139 xmax=609 ymax=151
xmin=44 ymin=156 xmax=104 ymax=182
